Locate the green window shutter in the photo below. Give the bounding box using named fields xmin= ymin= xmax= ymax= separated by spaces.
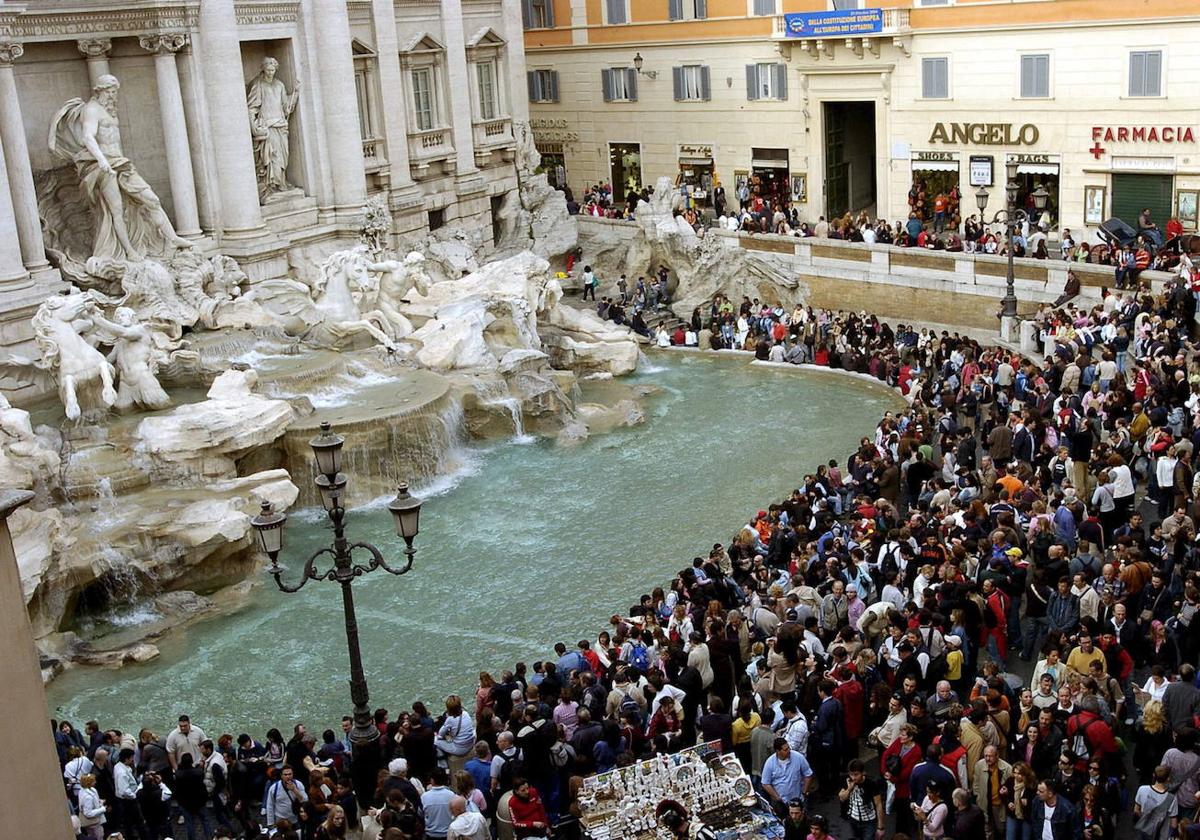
xmin=700 ymin=65 xmax=711 ymax=100
xmin=626 ymin=68 xmax=638 ymax=102
xmin=746 ymin=65 xmax=758 ymax=101
xmin=601 ymin=69 xmax=613 ymax=102
xmin=773 ymin=63 xmax=787 ymax=100
xmin=673 ymin=66 xmax=684 ymax=101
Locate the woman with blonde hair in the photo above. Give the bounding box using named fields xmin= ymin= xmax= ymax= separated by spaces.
xmin=76 ymin=773 xmax=107 ymax=840
xmin=1006 ymin=762 xmax=1038 ymax=840
xmin=314 ymin=803 xmax=349 ymax=839
xmin=1134 ymin=701 xmax=1174 ymax=783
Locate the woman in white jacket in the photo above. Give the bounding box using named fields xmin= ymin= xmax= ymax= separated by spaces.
xmin=76 ymin=773 xmax=106 ymax=840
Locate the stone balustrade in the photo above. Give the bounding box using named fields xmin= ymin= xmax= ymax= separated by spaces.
xmin=576 ymin=215 xmax=1172 ymax=330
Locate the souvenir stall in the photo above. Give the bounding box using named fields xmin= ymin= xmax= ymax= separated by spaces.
xmin=578 ymin=742 xmax=785 ymax=840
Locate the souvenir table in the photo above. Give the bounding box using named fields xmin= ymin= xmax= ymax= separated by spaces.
xmin=578 ymin=741 xmax=786 ymax=840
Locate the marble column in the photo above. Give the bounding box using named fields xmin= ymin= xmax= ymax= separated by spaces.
xmin=500 ymin=0 xmax=532 ymax=125
xmin=0 ymin=491 xmax=75 ymax=840
xmin=0 ymin=125 xmax=30 ymax=287
xmin=139 ymin=33 xmax=201 ymax=237
xmin=196 ymin=0 xmax=267 ymax=236
xmin=76 ymin=38 xmax=112 ymax=86
xmin=0 ymin=43 xmax=47 ymax=271
xmin=370 ymin=0 xmax=415 ymax=194
xmin=440 ymin=0 xmax=479 ymax=175
xmin=309 ymin=0 xmax=367 ymax=214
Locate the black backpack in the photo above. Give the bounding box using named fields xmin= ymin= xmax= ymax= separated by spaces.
xmin=496 ymin=748 xmax=525 ymax=793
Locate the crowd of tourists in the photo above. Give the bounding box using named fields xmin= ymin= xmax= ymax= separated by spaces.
xmin=53 ymin=270 xmax=1200 ymax=840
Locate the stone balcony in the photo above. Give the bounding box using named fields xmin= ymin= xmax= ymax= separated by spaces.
xmin=771 ymin=8 xmax=911 ymax=58
xmin=471 ymin=116 xmax=516 ymax=167
xmin=407 ymin=127 xmax=456 ymax=179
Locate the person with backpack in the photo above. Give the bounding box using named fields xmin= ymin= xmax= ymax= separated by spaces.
xmin=1066 ymin=696 xmax=1118 ymax=775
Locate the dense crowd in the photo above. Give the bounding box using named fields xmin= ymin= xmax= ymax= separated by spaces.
xmin=53 ymin=273 xmax=1200 ymax=840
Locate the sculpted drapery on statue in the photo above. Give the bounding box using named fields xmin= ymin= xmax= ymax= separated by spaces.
xmin=49 ymin=74 xmax=192 ymax=263
xmin=246 ymin=57 xmax=300 ymax=200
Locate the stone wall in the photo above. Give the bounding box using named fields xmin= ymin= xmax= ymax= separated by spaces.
xmin=576 ymin=216 xmax=1171 ymax=331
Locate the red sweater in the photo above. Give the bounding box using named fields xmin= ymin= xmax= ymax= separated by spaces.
xmin=509 ymin=788 xmax=549 ymax=837
xmin=881 ymin=740 xmax=923 ymax=798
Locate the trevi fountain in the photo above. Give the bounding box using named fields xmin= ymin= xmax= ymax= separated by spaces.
xmin=2 ymin=67 xmax=897 ymax=732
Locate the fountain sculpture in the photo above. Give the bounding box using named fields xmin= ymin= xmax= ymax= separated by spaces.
xmin=4 ymin=79 xmax=644 ymax=678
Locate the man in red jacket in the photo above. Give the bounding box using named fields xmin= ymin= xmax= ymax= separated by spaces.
xmin=507 ymin=778 xmax=550 ymax=839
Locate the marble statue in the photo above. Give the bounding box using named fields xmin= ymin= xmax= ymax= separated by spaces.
xmin=310 ymin=247 xmax=397 ymax=350
xmin=93 ymin=307 xmax=171 ymax=413
xmin=0 ymin=292 xmax=117 ymax=421
xmin=361 ymin=195 xmax=393 ymax=257
xmin=247 ymin=57 xmax=300 ymax=200
xmin=371 ymin=252 xmax=432 ymax=340
xmin=49 ymin=74 xmax=193 ymax=262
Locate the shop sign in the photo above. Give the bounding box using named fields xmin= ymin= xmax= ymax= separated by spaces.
xmin=533 ymin=129 xmax=580 ymax=143
xmin=782 ymin=8 xmax=883 ymax=38
xmin=929 ymin=122 xmax=1040 ymax=146
xmin=678 ymin=144 xmax=714 ymax=159
xmin=1006 ymin=153 xmax=1055 ymax=165
xmin=1092 ymin=125 xmax=1195 ymax=144
xmin=969 ymin=155 xmax=993 ymax=187
xmin=913 ymin=151 xmax=957 ymax=162
xmin=531 ymin=118 xmax=569 ymax=129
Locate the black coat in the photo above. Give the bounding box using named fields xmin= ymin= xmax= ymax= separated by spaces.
xmin=174 ymin=766 xmax=209 ymax=814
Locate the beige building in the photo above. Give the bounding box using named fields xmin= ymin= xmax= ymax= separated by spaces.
xmin=0 ymin=0 xmax=534 ymax=358
xmin=524 ymin=0 xmax=1200 ymax=237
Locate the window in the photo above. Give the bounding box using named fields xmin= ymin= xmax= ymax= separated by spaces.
xmin=1019 ymin=54 xmax=1050 ymax=98
xmin=354 ymin=66 xmax=373 ymax=139
xmin=673 ymin=65 xmax=711 ymax=101
xmin=477 ymin=61 xmax=498 ymax=120
xmin=1129 ymin=50 xmax=1162 ymax=97
xmin=428 ymin=208 xmax=445 ymax=231
xmin=746 ymin=63 xmax=787 ymax=101
xmin=831 ymin=0 xmax=861 ymax=9
xmin=605 ymin=0 xmax=628 ymax=24
xmin=751 ymin=0 xmax=777 ymax=15
xmin=915 ymin=0 xmax=950 ymax=5
xmin=601 ymin=67 xmax=638 ymax=102
xmin=411 ymin=67 xmax=436 ymax=130
xmin=527 ymin=69 xmax=560 ymax=103
xmin=521 ymin=0 xmax=555 ymax=29
xmin=921 ymin=57 xmax=949 ymax=99
xmin=669 ymin=0 xmax=707 ymax=19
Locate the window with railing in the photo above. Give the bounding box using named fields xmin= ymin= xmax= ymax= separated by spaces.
xmin=412 ymin=68 xmax=435 ymax=131
xmin=477 ymin=60 xmax=498 ymax=120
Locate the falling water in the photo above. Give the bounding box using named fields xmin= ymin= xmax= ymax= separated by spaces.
xmin=636 ymin=350 xmax=668 ymax=375
xmin=473 ymin=379 xmax=536 ymax=444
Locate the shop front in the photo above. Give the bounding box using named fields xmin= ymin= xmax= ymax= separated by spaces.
xmin=1008 ymin=153 xmax=1060 ymax=229
xmin=749 ymin=148 xmax=790 ymax=210
xmin=909 ymin=151 xmax=960 ymax=230
xmin=609 ymin=141 xmax=643 ymax=204
xmin=1110 ymin=159 xmax=1175 ymax=233
xmin=536 ymin=141 xmax=567 ymax=191
xmin=676 ymin=143 xmax=715 ymax=208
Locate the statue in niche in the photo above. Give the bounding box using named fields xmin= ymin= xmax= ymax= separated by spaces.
xmin=247 ymin=57 xmax=301 ymax=200
xmin=49 ymin=74 xmax=193 ymax=263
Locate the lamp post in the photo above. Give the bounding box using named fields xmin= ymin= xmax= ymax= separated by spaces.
xmin=633 ymin=52 xmax=657 ymax=79
xmin=250 ymin=421 xmax=423 ymax=808
xmin=974 ymin=161 xmax=1050 ymax=321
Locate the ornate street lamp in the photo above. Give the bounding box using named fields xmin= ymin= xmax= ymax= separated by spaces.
xmin=975 ymin=172 xmax=1051 ymax=321
xmin=250 ymin=421 xmax=423 ymax=807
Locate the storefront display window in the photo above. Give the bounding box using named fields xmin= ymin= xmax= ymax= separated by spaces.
xmin=609 ymin=142 xmax=643 ymax=204
xmin=910 ymin=152 xmax=960 ymax=231
xmin=750 ymin=147 xmax=789 ymax=210
xmin=676 ymin=144 xmax=714 ymax=208
xmin=1008 ymin=154 xmax=1060 ymax=230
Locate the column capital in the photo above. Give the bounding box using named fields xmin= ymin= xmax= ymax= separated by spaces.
xmin=77 ymin=38 xmax=113 ymax=59
xmin=138 ymin=32 xmax=189 ymax=55
xmin=0 ymin=43 xmax=23 ymax=67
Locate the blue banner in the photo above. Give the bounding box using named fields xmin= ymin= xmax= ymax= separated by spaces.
xmin=781 ymin=8 xmax=884 ymax=38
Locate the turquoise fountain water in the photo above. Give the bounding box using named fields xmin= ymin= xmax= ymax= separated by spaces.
xmin=45 ymin=354 xmax=900 ymax=736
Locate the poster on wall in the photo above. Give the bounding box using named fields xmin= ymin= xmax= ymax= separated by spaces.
xmin=734 ymin=170 xmax=749 ymax=195
xmin=1084 ymin=185 xmax=1106 ymax=226
xmin=791 ymin=173 xmax=807 ymax=203
xmin=969 ymin=155 xmax=993 ymax=187
xmin=1177 ymin=189 xmax=1199 ymax=231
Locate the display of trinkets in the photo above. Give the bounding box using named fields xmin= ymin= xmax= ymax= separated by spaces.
xmin=578 ymin=742 xmax=778 ymax=840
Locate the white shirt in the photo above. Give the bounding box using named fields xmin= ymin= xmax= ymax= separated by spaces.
xmin=784 ymin=713 xmax=809 ymax=754
xmin=449 ymin=810 xmax=491 ymax=840
xmin=1141 ymin=676 xmax=1169 ymax=703
xmin=1042 ymin=803 xmax=1056 ymax=840
xmin=1110 ymin=464 xmax=1135 ymax=499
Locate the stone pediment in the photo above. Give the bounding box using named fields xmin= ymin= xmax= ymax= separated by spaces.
xmin=466 ymin=26 xmax=505 ymax=48
xmin=399 ymin=31 xmax=444 ymax=54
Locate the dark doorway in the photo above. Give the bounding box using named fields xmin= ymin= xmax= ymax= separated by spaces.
xmin=491 ymin=195 xmax=504 ymax=245
xmin=823 ymin=101 xmax=877 ymax=219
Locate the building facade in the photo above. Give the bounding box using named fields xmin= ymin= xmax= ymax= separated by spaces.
xmin=0 ymin=0 xmax=533 ymax=360
xmin=523 ymin=0 xmax=1200 ymax=237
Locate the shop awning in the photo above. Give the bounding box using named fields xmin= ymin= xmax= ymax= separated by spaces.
xmin=752 ymin=158 xmax=788 ymax=168
xmin=912 ymin=160 xmax=959 ymax=172
xmin=1017 ymin=163 xmax=1059 ymax=175
xmin=679 ymin=156 xmax=712 ymax=164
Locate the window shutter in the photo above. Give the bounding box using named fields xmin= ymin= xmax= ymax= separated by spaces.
xmin=606 ymin=0 xmax=626 ymax=24
xmin=773 ymin=63 xmax=787 ymax=100
xmin=673 ymin=66 xmax=684 ymax=101
xmin=937 ymin=59 xmax=948 ymax=98
xmin=521 ymin=0 xmax=533 ymax=28
xmin=1129 ymin=52 xmax=1144 ymax=96
xmin=1146 ymin=51 xmax=1162 ymax=95
xmin=544 ymin=0 xmax=555 ymax=27
xmin=549 ymin=70 xmax=560 ymax=102
xmin=527 ymin=70 xmax=538 ymax=101
xmin=922 ymin=58 xmax=934 ymax=98
xmin=601 ymin=69 xmax=613 ymax=102
xmin=700 ymin=65 xmax=711 ymax=100
xmin=695 ymin=0 xmax=707 ymax=18
xmin=746 ymin=65 xmax=758 ymax=101
xmin=669 ymin=0 xmax=683 ymax=20
xmin=626 ymin=68 xmax=638 ymax=101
